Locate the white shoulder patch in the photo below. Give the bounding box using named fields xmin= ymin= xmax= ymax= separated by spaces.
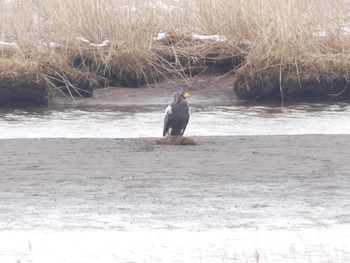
xmin=165 ymin=105 xmax=172 ymax=115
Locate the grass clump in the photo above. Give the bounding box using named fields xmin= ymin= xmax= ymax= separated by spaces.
xmin=152 ymin=32 xmax=244 ymax=76
xmin=69 ymin=45 xmax=164 ymax=87
xmin=233 ymin=0 xmax=350 ymax=102
xmin=156 ymin=136 xmax=197 ymax=146
xmin=0 ymin=57 xmax=48 ymax=106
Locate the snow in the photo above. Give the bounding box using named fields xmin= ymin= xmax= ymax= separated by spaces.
xmin=312 ymin=25 xmax=350 ymax=37
xmin=89 ymin=39 xmax=110 ymax=47
xmin=191 ymin=33 xmax=227 ymax=42
xmin=75 ymin=36 xmax=90 ymax=44
xmin=39 ymin=41 xmax=62 ymax=49
xmin=0 ymin=41 xmax=17 ymax=47
xmin=76 ymin=37 xmax=110 ymax=47
xmin=153 ymin=32 xmax=227 ymax=42
xmin=341 ymin=26 xmax=350 ymax=36
xmin=153 ymin=32 xmax=169 ymax=41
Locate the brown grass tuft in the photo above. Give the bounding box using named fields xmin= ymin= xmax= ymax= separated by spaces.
xmin=156 ymin=136 xmax=197 ymax=146
xmin=0 ymin=57 xmax=48 ymax=106
xmin=232 ymin=0 xmax=350 ymax=102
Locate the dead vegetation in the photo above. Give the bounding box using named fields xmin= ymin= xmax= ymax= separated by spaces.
xmin=0 ymin=57 xmax=48 ymax=106
xmin=156 ymin=136 xmax=197 ymax=146
xmin=1 ymin=0 xmax=350 ymax=105
xmin=233 ymin=0 xmax=350 ymax=102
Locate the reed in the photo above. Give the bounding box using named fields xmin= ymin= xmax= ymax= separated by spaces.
xmin=233 ymin=0 xmax=350 ymax=101
xmin=1 ymin=0 xmax=350 ymax=102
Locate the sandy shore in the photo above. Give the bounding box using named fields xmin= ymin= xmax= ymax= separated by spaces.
xmin=1 ymin=134 xmax=349 ymax=231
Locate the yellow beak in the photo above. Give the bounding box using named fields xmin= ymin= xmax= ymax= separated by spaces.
xmin=183 ymin=92 xmax=190 ymax=98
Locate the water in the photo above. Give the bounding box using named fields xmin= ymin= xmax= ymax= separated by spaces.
xmin=1 ymin=103 xmax=350 ymax=138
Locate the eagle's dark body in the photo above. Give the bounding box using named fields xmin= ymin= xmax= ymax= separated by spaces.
xmin=163 ymin=91 xmax=190 ymax=136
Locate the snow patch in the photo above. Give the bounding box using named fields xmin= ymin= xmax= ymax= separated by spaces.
xmin=153 ymin=32 xmax=169 ymax=41
xmin=0 ymin=41 xmax=17 ymax=47
xmin=312 ymin=30 xmax=327 ymax=37
xmin=40 ymin=41 xmax=62 ymax=49
xmin=191 ymin=33 xmax=227 ymax=42
xmin=90 ymin=40 xmax=110 ymax=47
xmin=76 ymin=36 xmax=90 ymax=44
xmin=153 ymin=32 xmax=227 ymax=42
xmin=76 ymin=37 xmax=110 ymax=47
xmin=341 ymin=26 xmax=350 ymax=36
xmin=312 ymin=25 xmax=350 ymax=37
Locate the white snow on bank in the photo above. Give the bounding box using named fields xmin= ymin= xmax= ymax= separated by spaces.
xmin=38 ymin=38 xmax=110 ymax=50
xmin=76 ymin=37 xmax=110 ymax=47
xmin=150 ymin=0 xmax=176 ymax=11
xmin=154 ymin=24 xmax=350 ymax=45
xmin=152 ymin=32 xmax=227 ymax=42
xmin=312 ymin=30 xmax=326 ymax=37
xmin=312 ymin=25 xmax=350 ymax=37
xmin=0 ymin=38 xmax=110 ymax=50
xmin=192 ymin=33 xmax=227 ymax=42
xmin=153 ymin=32 xmax=169 ymax=41
xmin=39 ymin=41 xmax=62 ymax=49
xmin=341 ymin=26 xmax=350 ymax=36
xmin=0 ymin=41 xmax=17 ymax=47
xmin=75 ymin=36 xmax=90 ymax=44
xmin=90 ymin=39 xmax=110 ymax=47
xmin=152 ymin=32 xmax=252 ymax=47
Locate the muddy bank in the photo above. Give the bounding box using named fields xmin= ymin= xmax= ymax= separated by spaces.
xmin=234 ymin=75 xmax=350 ymax=103
xmin=3 ymin=69 xmax=350 ymax=108
xmin=1 ymin=135 xmax=349 ymax=231
xmin=49 ymin=74 xmax=237 ymax=108
xmin=47 ymin=73 xmax=350 ymax=108
xmin=0 ymin=59 xmax=48 ymax=107
xmin=0 ymin=83 xmax=48 ymax=107
xmin=0 ymin=72 xmax=236 ymax=108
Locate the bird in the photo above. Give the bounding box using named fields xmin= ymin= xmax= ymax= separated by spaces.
xmin=163 ymin=91 xmax=190 ymax=136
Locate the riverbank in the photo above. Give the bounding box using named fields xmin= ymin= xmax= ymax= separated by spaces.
xmin=49 ymin=74 xmax=237 ymax=108
xmin=2 ymin=0 xmax=350 ymax=106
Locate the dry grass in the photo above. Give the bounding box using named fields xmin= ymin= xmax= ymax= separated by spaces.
xmin=232 ymin=0 xmax=350 ymax=101
xmin=0 ymin=56 xmax=48 ymax=106
xmin=1 ymin=0 xmax=350 ymax=100
xmin=156 ymin=136 xmax=197 ymax=146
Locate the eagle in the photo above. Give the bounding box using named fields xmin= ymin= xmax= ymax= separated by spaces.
xmin=163 ymin=91 xmax=190 ymax=136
